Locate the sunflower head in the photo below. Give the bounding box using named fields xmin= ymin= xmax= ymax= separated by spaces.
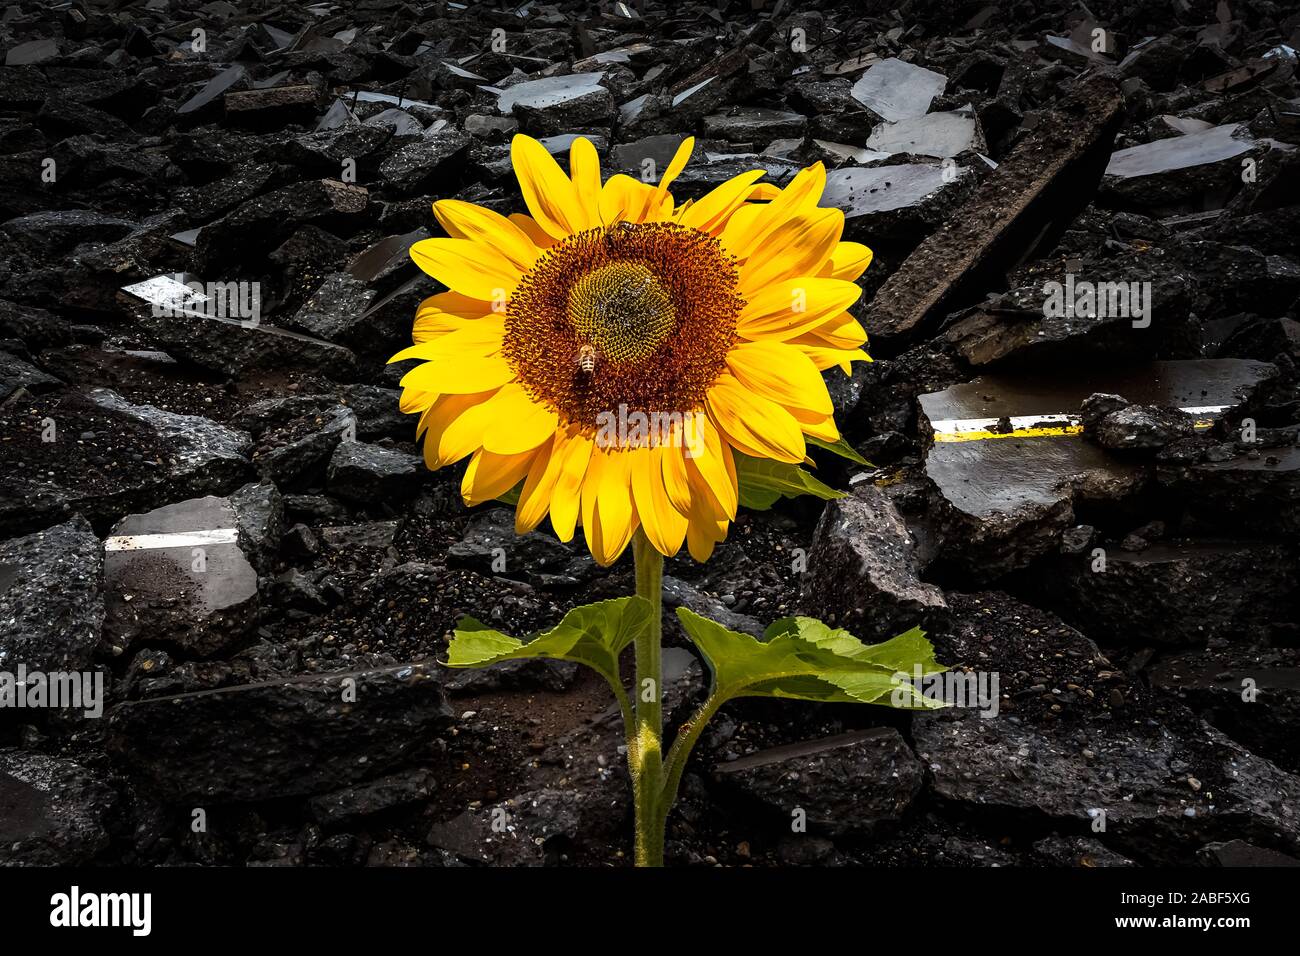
xmin=391 ymin=134 xmax=872 ymax=566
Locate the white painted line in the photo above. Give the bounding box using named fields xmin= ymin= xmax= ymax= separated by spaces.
xmin=105 ymin=529 xmax=239 ymax=552
xmin=930 ymin=404 xmax=1230 ymax=436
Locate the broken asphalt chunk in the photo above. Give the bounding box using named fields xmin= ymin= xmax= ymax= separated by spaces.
xmin=849 ymin=57 xmax=947 ymax=122
xmin=0 ymin=389 xmax=252 ymax=537
xmin=713 ymin=728 xmax=923 ymax=837
xmin=802 ymin=485 xmax=948 ymax=637
xmin=103 ymin=495 xmax=261 ymax=658
xmin=0 ymin=516 xmax=104 ymax=673
xmin=107 ymin=664 xmax=452 ymax=803
xmin=867 ymin=76 xmax=1124 ymax=353
xmin=917 ymin=359 xmax=1275 ymax=579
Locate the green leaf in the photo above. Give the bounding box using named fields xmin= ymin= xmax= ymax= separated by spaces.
xmin=677 ymin=609 xmax=947 ymax=710
xmin=447 ymin=597 xmax=652 ymax=691
xmin=734 ymin=453 xmax=845 ymax=510
xmin=806 ymin=434 xmax=871 ymax=466
xmin=495 ymin=483 xmax=522 ymax=506
xmin=764 ymin=617 xmax=947 ymax=675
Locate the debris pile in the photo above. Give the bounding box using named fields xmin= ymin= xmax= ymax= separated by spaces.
xmin=1 ymin=0 xmax=1298 ymax=868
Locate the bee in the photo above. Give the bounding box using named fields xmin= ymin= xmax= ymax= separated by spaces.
xmin=602 ymin=219 xmax=634 ymax=250
xmin=576 ymin=343 xmax=599 ymax=374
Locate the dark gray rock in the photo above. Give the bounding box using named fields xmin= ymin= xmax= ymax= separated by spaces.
xmin=446 ymin=509 xmax=573 ymax=577
xmin=0 ymin=517 xmax=104 ymax=672
xmin=0 ymin=751 xmax=115 ymax=865
xmin=1037 ymin=539 xmax=1298 ymax=646
xmin=1031 ymin=835 xmax=1135 ymax=867
xmin=134 ymin=311 xmax=358 ymax=382
xmin=1150 ymin=646 xmax=1300 ymax=773
xmin=377 ymin=129 xmax=471 ymax=193
xmin=226 ymin=480 xmax=283 ymax=576
xmin=0 ymin=350 xmax=60 ymax=400
xmin=326 ymin=441 xmax=422 ymax=503
xmin=1197 ymin=839 xmax=1300 ymax=866
xmin=803 ymin=486 xmax=948 ymax=639
xmin=914 ymin=709 xmax=1300 ymax=864
xmin=308 ymin=768 xmax=437 ymax=826
xmin=103 ymin=495 xmax=260 ymax=658
xmin=1090 ymin=405 xmax=1195 ymax=452
xmin=1 ymin=389 xmax=252 ymax=537
xmin=287 ymin=273 xmax=377 ymax=344
xmin=108 ymin=663 xmax=452 ymax=802
xmin=233 ymin=386 xmax=409 ymax=443
xmin=255 ymin=406 xmax=357 ymax=487
xmin=713 ymin=728 xmax=924 ymax=836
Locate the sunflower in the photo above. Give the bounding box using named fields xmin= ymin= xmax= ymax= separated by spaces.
xmin=391 ymin=134 xmax=872 ymax=565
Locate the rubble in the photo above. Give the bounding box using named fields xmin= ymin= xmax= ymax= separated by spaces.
xmin=2 ymin=0 xmax=1299 ymax=871
xmin=802 ymin=485 xmax=948 ymax=637
xmin=867 ymin=76 xmax=1124 ymax=352
xmin=0 ymin=751 xmax=115 ymax=866
xmin=103 ymin=494 xmax=262 ymax=658
xmin=108 ymin=664 xmax=452 ymax=803
xmin=917 ymin=360 xmax=1275 ymax=579
xmin=713 ymin=728 xmax=924 ymax=836
xmin=0 ymin=388 xmax=252 ymax=537
xmin=0 ymin=517 xmax=104 ymax=673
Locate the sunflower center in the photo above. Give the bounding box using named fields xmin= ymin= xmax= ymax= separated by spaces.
xmin=504 ymin=221 xmax=743 ymax=431
xmin=569 ymin=262 xmax=676 ymax=365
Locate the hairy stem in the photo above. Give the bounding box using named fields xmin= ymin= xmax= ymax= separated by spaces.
xmin=631 ymin=531 xmax=665 ymax=866
xmin=659 ymin=693 xmax=724 ymax=831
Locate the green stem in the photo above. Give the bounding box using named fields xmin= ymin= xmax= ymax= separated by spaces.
xmin=659 ymin=693 xmax=724 ymax=832
xmin=631 ymin=531 xmax=665 ymax=867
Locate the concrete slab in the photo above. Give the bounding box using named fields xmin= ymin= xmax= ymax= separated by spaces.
xmin=104 ymin=495 xmax=259 ymax=657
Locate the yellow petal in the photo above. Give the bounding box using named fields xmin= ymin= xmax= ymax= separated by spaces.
xmin=684 ymin=466 xmax=729 ymax=562
xmin=549 ymin=427 xmax=594 ymax=542
xmin=789 ymin=312 xmax=868 ymax=350
xmin=412 ymin=291 xmax=498 ymax=343
xmin=796 ymin=345 xmax=871 ymax=372
xmin=678 ymin=169 xmax=766 ymax=235
xmin=819 ymin=241 xmax=874 ymax=281
xmin=706 ymin=374 xmax=806 ymax=464
xmin=418 ymin=389 xmax=501 ymax=468
xmin=389 ymin=315 xmax=505 ymax=363
xmin=720 ymin=162 xmax=826 ymax=260
xmin=462 ymin=447 xmax=536 ymax=506
xmin=400 ymin=352 xmax=514 ymax=394
xmin=599 ymin=173 xmax=668 ymax=225
xmin=685 ymin=415 xmax=738 ymax=520
xmin=511 ymin=134 xmax=589 ymax=237
xmin=508 ymin=213 xmax=557 ymax=248
xmin=739 ymin=207 xmax=843 ymax=294
xmin=410 ymin=237 xmax=521 ymax=302
xmin=791 ymin=406 xmax=841 ymax=442
xmin=569 ymin=136 xmax=604 ymax=227
xmin=401 ymin=387 xmax=438 ymax=415
xmin=581 ymin=448 xmax=637 ymax=565
xmin=434 ymin=199 xmax=540 ymax=273
xmin=661 ymin=433 xmax=693 ymax=517
xmin=736 ymin=277 xmax=862 ymax=341
xmin=481 ymin=389 xmax=559 ymax=455
xmin=631 ymin=446 xmax=688 ymax=558
xmin=726 ymin=340 xmax=833 ymax=416
xmin=655 ymin=136 xmax=694 ymax=200
xmin=516 ymin=432 xmax=564 ymax=533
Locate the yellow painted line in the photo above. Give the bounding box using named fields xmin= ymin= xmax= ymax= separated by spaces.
xmin=935 ymin=424 xmax=1083 ymax=443
xmin=932 ymin=414 xmax=1221 ymax=443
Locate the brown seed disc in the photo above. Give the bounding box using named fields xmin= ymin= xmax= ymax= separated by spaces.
xmin=503 ymin=221 xmax=743 ymax=430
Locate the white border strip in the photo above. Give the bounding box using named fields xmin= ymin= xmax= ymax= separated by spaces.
xmin=105 ymin=529 xmax=239 ymax=552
